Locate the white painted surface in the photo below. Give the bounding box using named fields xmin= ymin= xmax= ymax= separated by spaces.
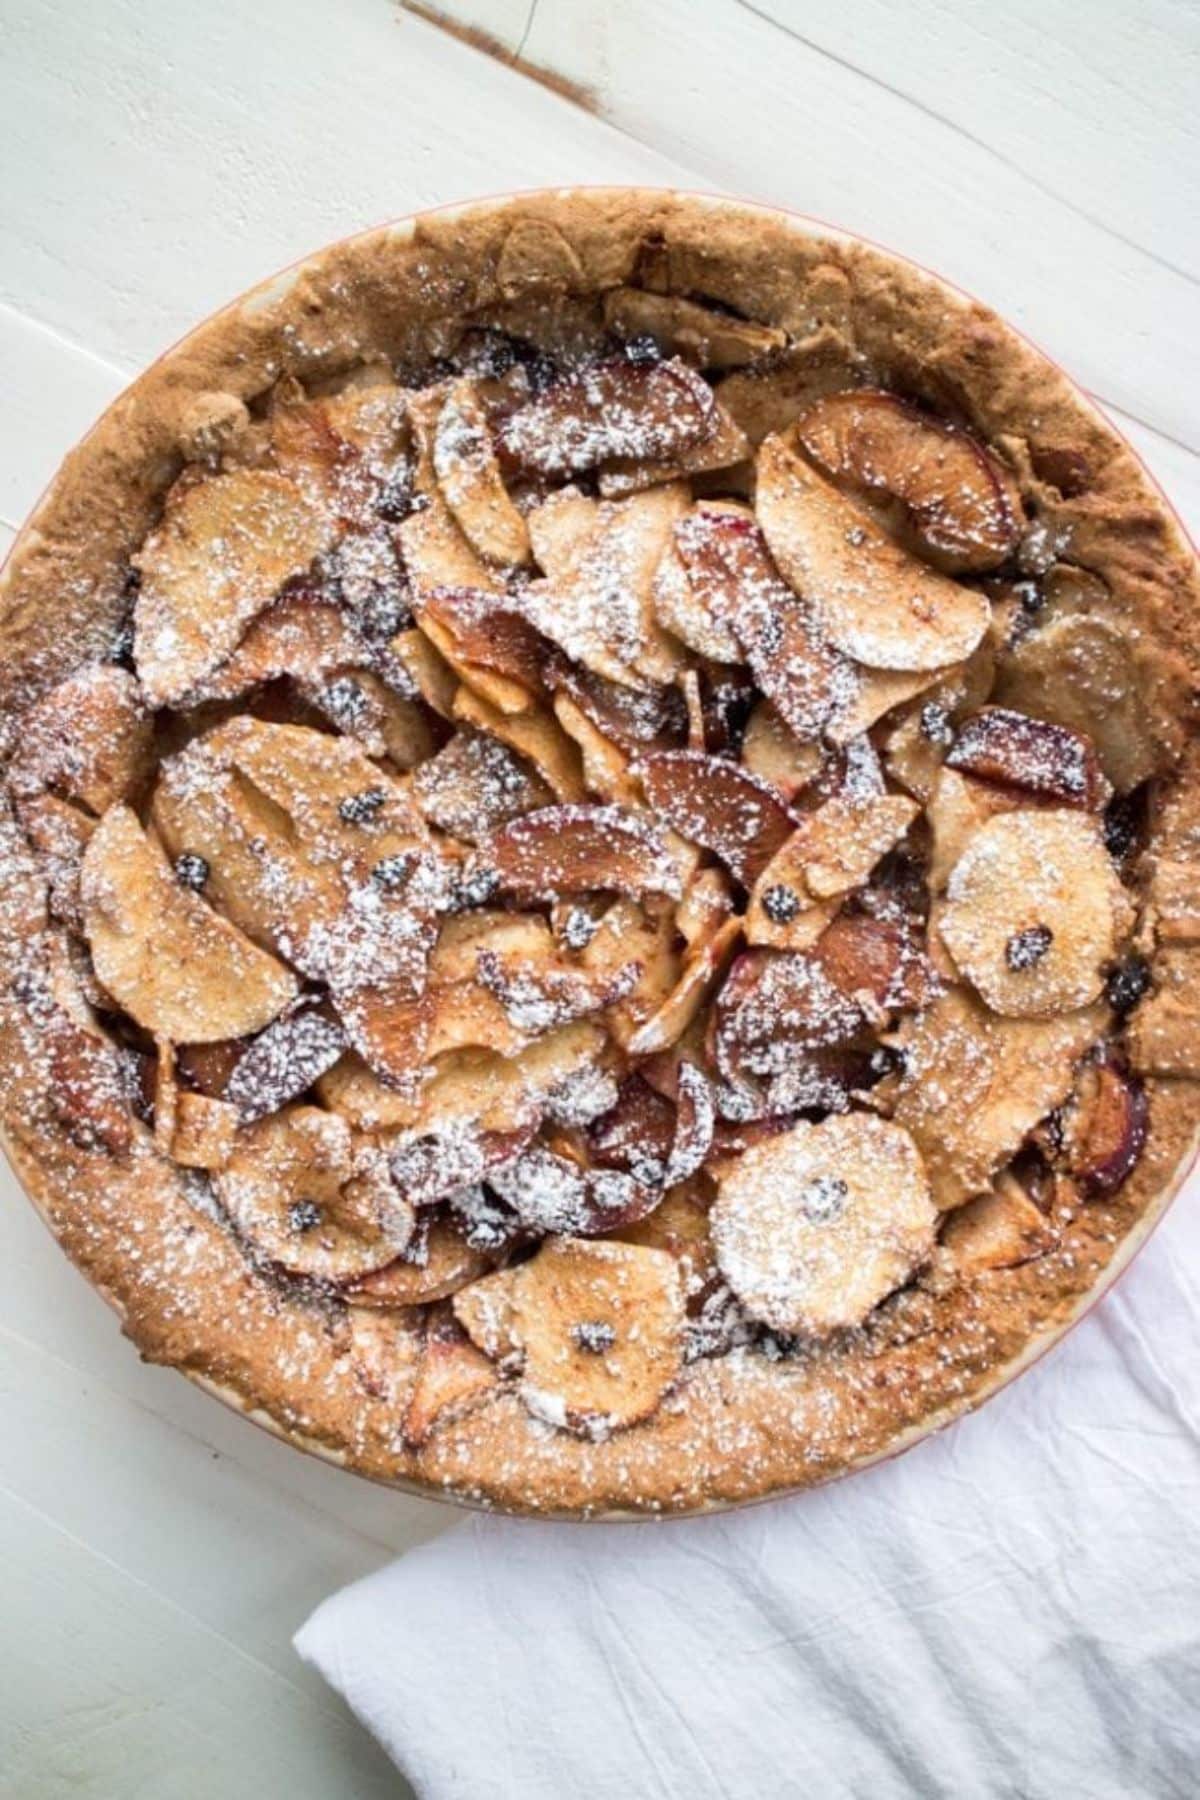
xmin=0 ymin=0 xmax=1195 ymax=1793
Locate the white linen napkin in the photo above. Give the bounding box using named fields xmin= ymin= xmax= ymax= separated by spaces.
xmin=296 ymin=1187 xmax=1200 ymax=1800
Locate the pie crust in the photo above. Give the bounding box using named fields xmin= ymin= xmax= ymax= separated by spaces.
xmin=1 ymin=189 xmax=1197 ymax=1518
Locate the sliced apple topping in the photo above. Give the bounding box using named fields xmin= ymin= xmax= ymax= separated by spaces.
xmin=518 ymin=483 xmax=689 ymax=688
xmin=654 ymin=503 xmax=752 ymax=663
xmin=1058 ymin=1053 xmax=1148 ymax=1197
xmin=711 ymin=1113 xmax=937 ymax=1336
xmin=741 ymin=701 xmax=824 ymax=802
xmin=347 ymin=1215 xmax=492 ymax=1308
xmin=214 ymin=1105 xmax=411 ymax=1280
xmin=756 ymin=430 xmax=991 ymax=672
xmin=417 ymin=586 xmax=546 ymax=701
xmin=151 ymin=717 xmax=435 ymax=988
xmin=636 ymin=749 xmax=797 ymax=888
xmin=10 ymin=665 xmax=152 ymax=815
xmin=397 ymin=484 xmax=505 ymax=601
xmin=940 ymin=1172 xmax=1058 ymax=1275
xmin=501 ymin=1237 xmax=685 ymax=1434
xmin=712 ymin=947 xmax=870 ymax=1105
xmin=625 ymin=915 xmax=741 ymax=1057
xmin=133 ymin=468 xmax=331 ymax=705
xmin=601 ymin=288 xmax=787 ymax=370
xmin=936 ymin=811 xmax=1133 ymax=1017
xmin=612 ymin=1178 xmax=718 ymax=1305
xmin=794 ymin=390 xmax=1024 ymax=573
xmin=346 ymin=1305 xmax=423 ymax=1405
xmin=451 ymin=685 xmax=586 ymax=803
xmin=169 ymin=1090 xmax=241 ymax=1172
xmin=432 ymin=379 xmax=531 ymax=567
xmin=389 ymin=1114 xmax=532 ymax=1209
xmin=81 ymin=804 xmax=298 ymax=1042
xmin=412 ymin=727 xmax=553 ymax=842
xmin=497 ymin=357 xmax=719 ymax=479
xmin=189 ymin=593 xmax=369 ymax=705
xmin=551 ymin=692 xmax=639 ymax=805
xmin=526 ymin=486 xmax=601 ymax=581
xmin=888 ymin=987 xmax=1106 ymax=1208
xmin=544 ymin=656 xmax=687 ymax=756
xmin=402 ymin=1306 xmax=499 ymax=1448
xmin=485 ymin=804 xmax=682 ymax=905
xmin=945 ymin=708 xmax=1108 ymax=810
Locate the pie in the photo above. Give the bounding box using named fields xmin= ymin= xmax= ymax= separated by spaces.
xmin=1 ymin=190 xmax=1197 ymax=1518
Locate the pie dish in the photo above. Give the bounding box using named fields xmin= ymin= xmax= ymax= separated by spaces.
xmin=2 ymin=188 xmax=1197 ymax=1518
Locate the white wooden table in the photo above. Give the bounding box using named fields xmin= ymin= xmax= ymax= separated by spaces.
xmin=1 ymin=1 xmax=1197 ymax=1792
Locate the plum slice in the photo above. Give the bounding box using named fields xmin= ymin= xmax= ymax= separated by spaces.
xmin=1060 ymin=1054 xmax=1148 ymax=1197
xmin=636 ymin=749 xmax=798 ymax=888
xmin=945 ymin=707 xmax=1109 ymax=810
xmin=795 ymin=389 xmax=1024 ymax=573
xmin=497 ymin=356 xmax=719 ymax=478
xmin=484 ymin=804 xmax=682 ymax=904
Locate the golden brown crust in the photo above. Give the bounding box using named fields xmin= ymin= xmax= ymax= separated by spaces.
xmin=2 ymin=189 xmax=1198 ymax=1517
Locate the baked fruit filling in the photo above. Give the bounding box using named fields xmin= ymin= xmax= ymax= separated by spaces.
xmin=12 ymin=286 xmax=1174 ymax=1451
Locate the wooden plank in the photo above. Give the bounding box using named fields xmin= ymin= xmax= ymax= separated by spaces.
xmin=426 ymin=0 xmax=1200 ymax=448
xmin=0 ymin=1488 xmax=407 ymax=1798
xmin=0 ymin=0 xmax=693 ymax=372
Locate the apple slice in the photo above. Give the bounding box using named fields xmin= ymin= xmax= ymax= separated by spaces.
xmin=518 ymin=484 xmax=689 ymax=689
xmin=10 ymin=665 xmax=152 ymax=815
xmin=597 ymin=403 xmax=750 ymax=499
xmin=389 ymin=1116 xmax=532 ymax=1209
xmin=711 ymin=1113 xmax=937 ymax=1336
xmin=940 ymin=1172 xmax=1059 ymax=1274
xmin=671 ymin=501 xmax=852 ymax=741
xmin=433 ymin=379 xmax=531 ymax=567
xmin=551 ymin=692 xmax=639 ymax=805
xmin=169 ymin=1090 xmax=241 ymax=1171
xmin=475 ymin=940 xmax=639 ymax=1035
xmin=485 ymin=804 xmax=682 ymax=904
xmin=81 ymin=804 xmax=298 ymax=1043
xmin=506 ymin=1237 xmax=684 ymax=1433
xmin=712 ymin=949 xmax=868 ymax=1094
xmin=526 ymin=486 xmax=601 ymax=582
xmin=625 ymin=915 xmax=741 ymax=1057
xmin=794 ymin=390 xmax=1024 ymax=573
xmin=497 ymin=356 xmax=719 ymax=478
xmin=402 ymin=1307 xmax=499 ymax=1448
xmin=16 ymin=792 xmax=96 ymax=930
xmin=664 ymin=1061 xmax=716 ymax=1185
xmin=451 ymin=685 xmax=586 ymax=803
xmin=888 ymin=987 xmax=1106 ymax=1209
xmin=347 ymin=1215 xmax=492 ymax=1308
xmin=214 ymin=1105 xmax=411 ymax=1280
xmin=588 ymin=1075 xmax=677 ymax=1186
xmin=652 ymin=503 xmax=751 ymax=664
xmin=1059 ymin=1054 xmax=1148 ymax=1197
xmin=637 ymin=749 xmax=797 ymax=888
xmin=741 ymin=702 xmax=824 ymax=802
xmin=936 ymin=810 xmax=1134 ymax=1018
xmin=756 ymin=430 xmax=992 ymax=671
xmin=189 ymin=594 xmax=368 ymax=705
xmin=418 ymin=586 xmax=546 ymax=697
xmin=544 ymin=657 xmax=687 ymax=756
xmin=133 ymin=468 xmax=330 ymax=705
xmin=412 ymin=727 xmax=552 ymax=842
xmin=945 ymin=707 xmax=1108 ymax=810
xmin=601 ymin=288 xmax=787 ymax=369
